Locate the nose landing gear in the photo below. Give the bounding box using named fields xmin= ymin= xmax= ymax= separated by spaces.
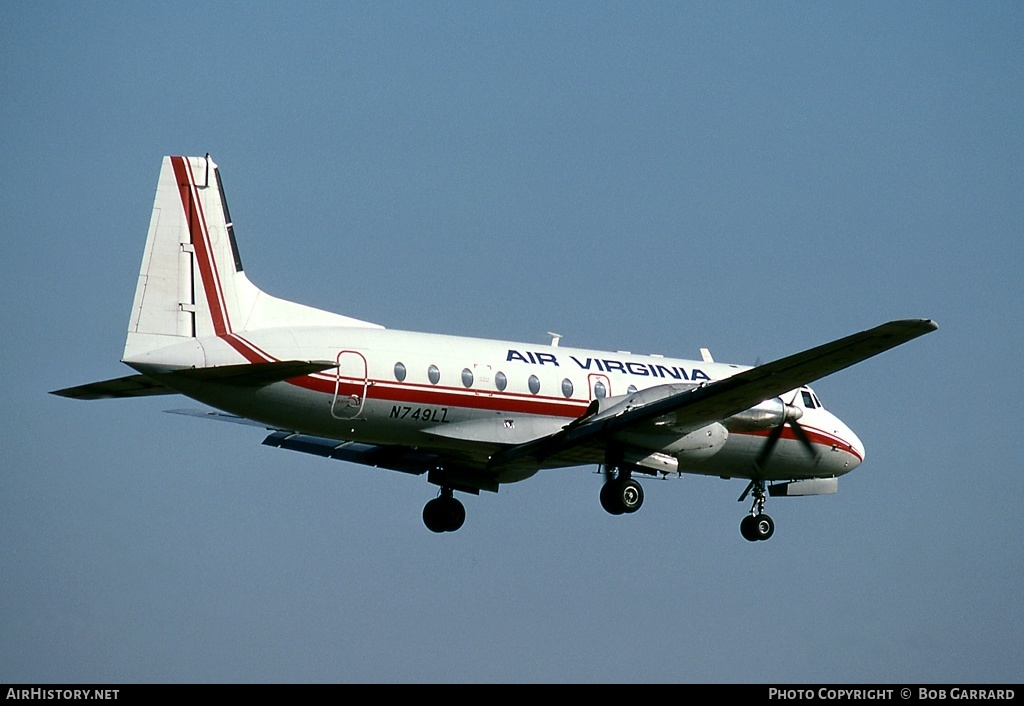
xmin=738 ymin=480 xmax=775 ymax=542
xmin=422 ymin=487 xmax=465 ymax=533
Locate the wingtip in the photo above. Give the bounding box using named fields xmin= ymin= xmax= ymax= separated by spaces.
xmin=890 ymin=318 xmax=938 ymax=334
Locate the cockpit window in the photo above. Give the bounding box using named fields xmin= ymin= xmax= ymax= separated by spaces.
xmin=800 ymin=389 xmax=825 ymax=409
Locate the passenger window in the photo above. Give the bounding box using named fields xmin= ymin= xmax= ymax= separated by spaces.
xmin=462 ymin=368 xmax=474 ymax=388
xmin=561 ymin=378 xmax=574 ymax=398
xmin=495 ymin=371 xmax=507 ymax=391
xmin=428 ymin=365 xmax=441 ymax=385
xmin=394 ymin=362 xmax=407 ymax=382
xmin=528 ymin=375 xmax=541 ymax=395
xmin=594 ymin=381 xmax=607 ymax=398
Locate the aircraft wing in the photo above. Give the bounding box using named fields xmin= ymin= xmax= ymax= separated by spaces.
xmin=165 ymin=408 xmax=438 ymax=472
xmin=489 ymin=318 xmax=938 ymax=468
xmin=171 ymin=409 xmax=500 ymax=492
xmin=262 ymin=431 xmax=441 ymax=476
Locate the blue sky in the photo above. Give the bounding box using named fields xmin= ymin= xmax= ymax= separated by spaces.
xmin=2 ymin=2 xmax=1022 ymax=683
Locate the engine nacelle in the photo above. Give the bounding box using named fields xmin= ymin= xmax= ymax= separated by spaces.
xmin=725 ymin=397 xmax=802 ymax=431
xmin=580 ymin=383 xmax=698 ymax=422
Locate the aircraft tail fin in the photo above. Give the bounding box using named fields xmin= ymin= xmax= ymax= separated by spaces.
xmin=124 ymin=155 xmax=380 ymax=363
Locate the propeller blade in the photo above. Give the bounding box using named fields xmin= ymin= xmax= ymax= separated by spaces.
xmin=754 ymin=421 xmax=785 ymax=473
xmin=789 ymin=419 xmax=817 ymax=459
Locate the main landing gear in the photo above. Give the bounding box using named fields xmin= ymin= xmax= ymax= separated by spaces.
xmin=600 ymin=469 xmax=645 ymax=516
xmin=738 ymin=480 xmax=775 ymax=542
xmin=422 ymin=487 xmax=465 ymax=533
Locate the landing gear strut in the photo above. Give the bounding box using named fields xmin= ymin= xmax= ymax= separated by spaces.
xmin=738 ymin=480 xmax=775 ymax=542
xmin=422 ymin=487 xmax=465 ymax=533
xmin=600 ymin=468 xmax=644 ymax=516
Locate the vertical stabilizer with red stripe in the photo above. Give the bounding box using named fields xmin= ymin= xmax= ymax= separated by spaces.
xmin=123 ymin=155 xmax=380 ymax=365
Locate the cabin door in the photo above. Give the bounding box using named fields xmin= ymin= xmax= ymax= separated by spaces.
xmin=331 ymin=350 xmax=369 ymax=419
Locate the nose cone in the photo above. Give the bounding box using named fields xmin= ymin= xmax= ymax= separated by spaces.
xmin=847 ymin=426 xmax=865 ymax=466
xmin=834 ymin=416 xmax=865 ymax=470
xmin=819 ymin=410 xmax=864 ymax=473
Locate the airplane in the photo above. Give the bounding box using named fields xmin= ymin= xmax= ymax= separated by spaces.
xmin=52 ymin=155 xmax=938 ymax=541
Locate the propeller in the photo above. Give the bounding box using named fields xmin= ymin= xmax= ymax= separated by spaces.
xmin=753 ymin=401 xmax=817 ymax=476
xmin=737 ymin=393 xmax=819 ymax=503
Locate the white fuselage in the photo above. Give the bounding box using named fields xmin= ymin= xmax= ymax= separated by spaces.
xmin=132 ymin=325 xmax=865 ymax=484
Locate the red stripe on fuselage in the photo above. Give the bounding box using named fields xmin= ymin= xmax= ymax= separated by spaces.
xmin=222 ymin=332 xmax=275 ymax=364
xmin=737 ymin=426 xmax=862 ymax=461
xmin=293 ymin=373 xmax=588 ymax=418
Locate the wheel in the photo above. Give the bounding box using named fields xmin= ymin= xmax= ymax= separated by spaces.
xmin=422 ymin=495 xmax=466 ymax=533
xmin=740 ymin=514 xmax=759 ymax=542
xmin=753 ymin=513 xmax=775 ymax=541
xmin=423 ymin=498 xmax=447 ymax=533
xmin=600 ymin=481 xmax=625 ymax=515
xmin=600 ymin=478 xmax=644 ymax=515
xmin=443 ymin=496 xmax=466 ymax=532
xmin=619 ymin=478 xmax=644 ymax=514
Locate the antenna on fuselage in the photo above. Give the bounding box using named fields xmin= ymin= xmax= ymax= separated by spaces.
xmin=548 ymin=332 xmax=563 ymax=347
xmin=700 ymin=347 xmax=714 ymax=363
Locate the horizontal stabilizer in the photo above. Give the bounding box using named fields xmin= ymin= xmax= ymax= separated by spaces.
xmin=172 ymin=360 xmax=337 ymax=386
xmin=50 ymin=374 xmax=175 ymax=400
xmin=52 ymin=360 xmax=337 ymax=400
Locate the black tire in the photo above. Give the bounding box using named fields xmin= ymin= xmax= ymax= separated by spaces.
xmin=600 ymin=481 xmax=625 ymax=515
xmin=444 ymin=497 xmax=466 ymax=532
xmin=423 ymin=498 xmax=447 ymax=533
xmin=740 ymin=514 xmax=759 ymax=542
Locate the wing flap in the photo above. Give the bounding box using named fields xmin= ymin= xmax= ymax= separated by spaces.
xmin=174 ymin=360 xmax=337 ymax=385
xmin=262 ymin=431 xmax=501 ymax=492
xmin=262 ymin=431 xmax=438 ymax=476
